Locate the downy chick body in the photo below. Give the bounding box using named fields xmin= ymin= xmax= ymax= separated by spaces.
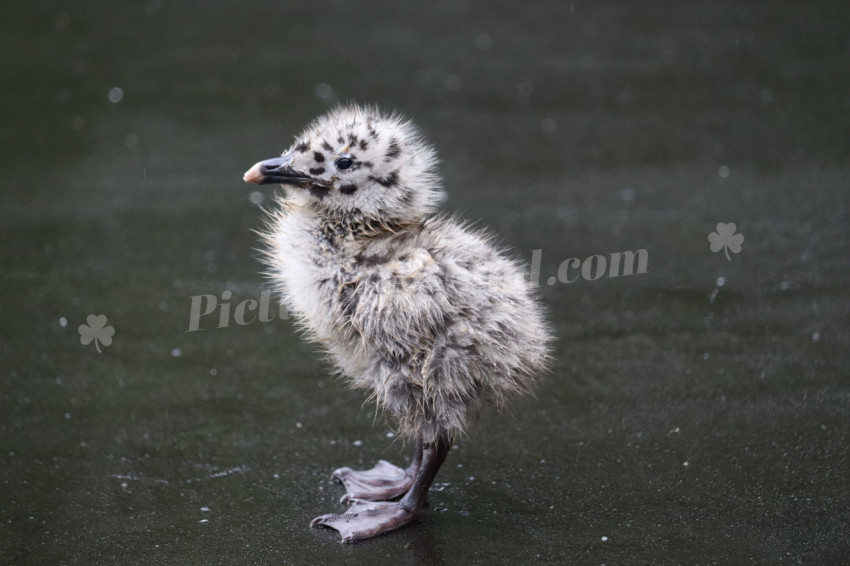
xmin=244 ymin=105 xmax=552 ymax=542
xmin=249 ymin=105 xmax=551 ymax=444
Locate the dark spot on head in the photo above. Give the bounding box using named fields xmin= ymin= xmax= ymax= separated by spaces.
xmin=386 ymin=138 xmax=400 ymax=159
xmin=322 ymin=140 xmax=334 ymax=152
xmin=309 ymin=167 xmax=325 ymax=175
xmin=340 ymin=183 xmax=358 ymax=195
xmin=359 ymin=139 xmax=369 ymax=150
xmin=309 ymin=185 xmax=330 ymax=200
xmin=362 ymin=161 xmax=374 ymax=169
xmin=295 ymin=141 xmax=309 ymax=153
xmin=368 ymin=127 xmax=379 ymax=140
xmin=313 ymin=151 xmax=325 ymax=163
xmin=337 ymin=135 xmax=344 ymax=144
xmin=348 ymin=133 xmax=358 ymax=144
xmin=369 ymin=170 xmax=399 ymax=188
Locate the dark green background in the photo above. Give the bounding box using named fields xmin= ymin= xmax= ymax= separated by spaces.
xmin=1 ymin=1 xmax=848 ymax=564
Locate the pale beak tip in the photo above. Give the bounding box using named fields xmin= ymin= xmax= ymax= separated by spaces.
xmin=243 ymin=162 xmax=264 ymax=184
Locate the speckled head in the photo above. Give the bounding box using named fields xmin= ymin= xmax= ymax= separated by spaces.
xmin=244 ymin=105 xmax=445 ymax=223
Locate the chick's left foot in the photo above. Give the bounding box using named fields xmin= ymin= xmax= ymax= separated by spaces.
xmin=310 ymin=499 xmax=418 ymax=543
xmin=332 ymin=460 xmax=416 ymax=503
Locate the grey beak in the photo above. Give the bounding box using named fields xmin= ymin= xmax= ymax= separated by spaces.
xmin=243 ymin=154 xmax=312 ymax=185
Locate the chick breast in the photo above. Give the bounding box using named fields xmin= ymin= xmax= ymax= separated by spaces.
xmin=267 ymin=209 xmax=552 ymax=444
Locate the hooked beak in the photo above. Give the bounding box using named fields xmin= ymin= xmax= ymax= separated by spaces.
xmin=243 ymin=154 xmax=312 ymax=185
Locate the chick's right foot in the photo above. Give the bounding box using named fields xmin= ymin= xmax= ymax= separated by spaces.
xmin=311 ymin=500 xmax=418 ymax=543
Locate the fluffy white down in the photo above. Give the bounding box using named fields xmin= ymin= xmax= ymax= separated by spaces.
xmin=260 ymin=105 xmax=552 ymax=443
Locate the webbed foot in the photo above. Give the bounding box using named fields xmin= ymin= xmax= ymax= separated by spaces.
xmin=332 ymin=459 xmax=415 ymax=503
xmin=313 ymin=435 xmax=450 ymax=543
xmin=310 ymin=499 xmax=418 ymax=543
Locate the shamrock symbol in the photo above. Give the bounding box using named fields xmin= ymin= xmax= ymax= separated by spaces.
xmin=708 ymin=222 xmax=744 ymax=261
xmin=78 ymin=314 xmax=115 ymax=353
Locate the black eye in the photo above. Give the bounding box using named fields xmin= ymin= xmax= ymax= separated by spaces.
xmin=335 ymin=156 xmax=353 ymax=171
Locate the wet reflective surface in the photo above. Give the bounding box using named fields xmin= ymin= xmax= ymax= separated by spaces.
xmin=2 ymin=1 xmax=848 ymax=563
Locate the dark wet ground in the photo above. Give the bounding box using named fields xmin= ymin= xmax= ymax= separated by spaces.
xmin=2 ymin=1 xmax=849 ymax=564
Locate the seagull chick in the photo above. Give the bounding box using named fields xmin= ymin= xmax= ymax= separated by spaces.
xmin=243 ymin=105 xmax=552 ymax=543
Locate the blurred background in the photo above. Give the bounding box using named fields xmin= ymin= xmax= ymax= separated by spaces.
xmin=1 ymin=1 xmax=848 ymax=563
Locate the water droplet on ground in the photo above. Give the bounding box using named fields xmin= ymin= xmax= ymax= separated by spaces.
xmin=315 ymin=83 xmax=334 ymax=100
xmin=108 ymin=87 xmax=124 ymax=103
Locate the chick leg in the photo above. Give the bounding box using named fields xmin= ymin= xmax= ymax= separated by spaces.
xmin=332 ymin=439 xmax=423 ymax=503
xmin=311 ymin=435 xmax=451 ymax=543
